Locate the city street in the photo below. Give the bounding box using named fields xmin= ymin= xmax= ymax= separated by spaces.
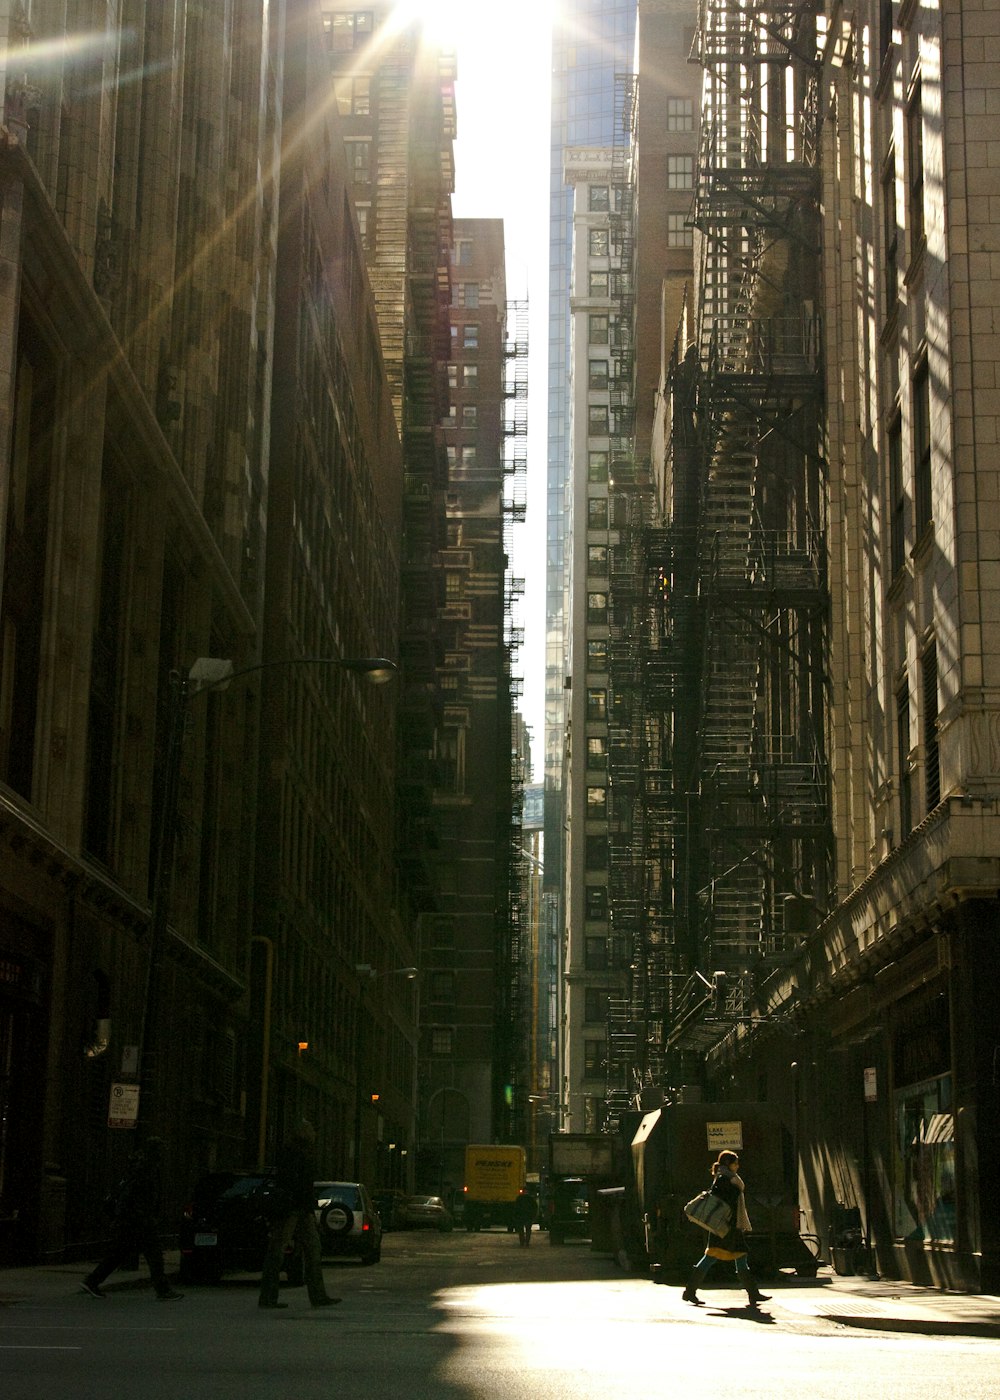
xmin=2 ymin=1230 xmax=999 ymax=1400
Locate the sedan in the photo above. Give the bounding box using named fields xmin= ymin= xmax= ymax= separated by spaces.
xmin=400 ymin=1194 xmax=454 ymax=1232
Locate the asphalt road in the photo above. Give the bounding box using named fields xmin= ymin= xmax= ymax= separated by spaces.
xmin=2 ymin=1228 xmax=999 ymax=1400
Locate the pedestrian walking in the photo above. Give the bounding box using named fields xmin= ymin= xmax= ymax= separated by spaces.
xmin=681 ymin=1150 xmax=770 ymax=1308
xmin=513 ymin=1190 xmax=536 ymax=1247
xmin=258 ymin=1119 xmax=340 ymax=1309
xmin=81 ymin=1137 xmax=183 ymax=1301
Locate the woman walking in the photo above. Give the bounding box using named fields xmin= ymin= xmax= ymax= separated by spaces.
xmin=682 ymin=1150 xmax=770 ymax=1308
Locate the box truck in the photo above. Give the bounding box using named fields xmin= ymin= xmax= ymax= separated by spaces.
xmin=462 ymin=1144 xmax=527 ymax=1231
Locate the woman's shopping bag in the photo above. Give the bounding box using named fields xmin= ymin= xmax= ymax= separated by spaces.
xmin=684 ymin=1189 xmax=732 ymax=1236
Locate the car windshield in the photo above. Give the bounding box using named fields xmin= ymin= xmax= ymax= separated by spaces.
xmin=410 ymin=1197 xmax=438 ymax=1207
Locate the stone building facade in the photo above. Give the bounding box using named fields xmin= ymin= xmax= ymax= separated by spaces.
xmin=0 ymin=0 xmax=407 ymax=1261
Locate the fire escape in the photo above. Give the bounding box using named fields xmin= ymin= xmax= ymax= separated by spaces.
xmin=669 ymin=0 xmax=830 ymax=1058
xmin=604 ymin=3 xmax=831 ymax=1110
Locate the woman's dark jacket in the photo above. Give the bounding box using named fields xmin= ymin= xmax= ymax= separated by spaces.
xmin=709 ymin=1169 xmax=748 ymax=1254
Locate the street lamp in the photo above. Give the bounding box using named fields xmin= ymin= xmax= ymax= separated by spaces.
xmin=352 ymin=964 xmax=418 ymax=1181
xmin=135 ymin=653 xmax=397 ymax=1140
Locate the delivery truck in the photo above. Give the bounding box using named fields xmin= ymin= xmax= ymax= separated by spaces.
xmin=462 ymin=1144 xmax=527 ymax=1231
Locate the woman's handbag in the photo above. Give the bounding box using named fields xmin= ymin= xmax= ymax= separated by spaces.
xmin=684 ymin=1189 xmax=732 ymax=1236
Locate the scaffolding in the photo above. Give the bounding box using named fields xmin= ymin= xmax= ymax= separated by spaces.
xmin=499 ymin=300 xmax=529 ymax=1139
xmin=604 ymin=3 xmax=831 ymax=1103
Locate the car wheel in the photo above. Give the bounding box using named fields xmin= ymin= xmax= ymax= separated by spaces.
xmin=320 ymin=1203 xmax=354 ymax=1236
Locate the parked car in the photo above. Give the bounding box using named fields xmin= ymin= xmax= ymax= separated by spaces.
xmin=178 ymin=1170 xmax=303 ymax=1284
xmin=399 ymin=1194 xmax=453 ymax=1232
xmin=314 ymin=1181 xmax=382 ymax=1263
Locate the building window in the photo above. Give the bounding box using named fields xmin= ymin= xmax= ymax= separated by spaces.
xmin=667 ymin=155 xmax=694 ymax=189
xmin=586 ymin=736 xmax=608 ymax=770
xmin=344 ymin=140 xmax=371 ymax=182
xmin=455 ymin=238 xmax=473 ymax=265
xmin=584 ymin=987 xmax=609 ymax=1022
xmin=667 ymin=97 xmax=695 ymax=131
xmin=355 ymin=203 xmax=370 ymax=250
xmin=922 ymin=640 xmax=940 ymax=813
xmin=589 ymin=185 xmax=610 ymax=212
xmin=461 ymin=405 xmax=477 ymax=427
xmin=667 ymin=213 xmax=692 ymax=248
xmin=587 ymin=785 xmax=607 ymax=812
xmin=586 ymin=646 xmax=607 ymax=678
xmin=588 ymin=359 xmax=609 ymax=390
xmin=588 ymin=497 xmax=608 ymax=529
xmin=588 ymin=450 xmax=609 ymax=482
xmin=325 ymin=11 xmax=374 ymax=51
xmin=586 ymin=687 xmax=607 ymax=720
xmin=463 ymin=324 xmax=479 ymax=350
xmin=431 ymin=1027 xmax=453 ymax=1056
xmin=880 ymin=0 xmax=894 ymax=64
xmin=913 ymin=357 xmax=931 ymax=535
xmin=334 ymin=74 xmax=371 ymax=115
xmin=588 ymin=314 xmax=609 ymax=345
xmin=897 ymin=681 xmax=912 ymax=840
xmin=589 ymin=227 xmax=609 ymax=257
xmin=447 ymin=363 xmax=458 ymax=389
xmin=586 ymin=594 xmax=608 ymax=626
xmin=588 ymin=405 xmax=609 ymax=435
xmin=462 ymin=365 xmax=478 ymax=388
xmin=882 ymin=148 xmax=898 ymax=317
xmin=457 ymin=282 xmax=480 ymax=308
xmin=585 ymin=886 xmax=608 ymax=920
xmin=588 ymin=270 xmax=609 ymax=297
xmin=583 ymin=1037 xmax=606 ymax=1074
xmin=588 ymin=545 xmax=608 ymax=577
xmin=906 ymin=80 xmax=924 ymax=258
xmin=888 ymin=411 xmax=905 ymax=577
xmin=430 ymin=971 xmax=455 ymax=1003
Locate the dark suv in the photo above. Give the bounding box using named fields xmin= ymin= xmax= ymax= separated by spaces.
xmin=178 ymin=1171 xmax=303 ymax=1284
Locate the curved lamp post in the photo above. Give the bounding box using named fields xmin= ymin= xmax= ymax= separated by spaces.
xmin=135 ymin=653 xmax=397 ymax=1140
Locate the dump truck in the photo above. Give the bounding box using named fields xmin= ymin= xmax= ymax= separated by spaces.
xmin=546 ymin=1133 xmax=617 ymax=1245
xmin=462 ymin=1144 xmax=527 ymax=1231
xmin=625 ymin=1101 xmax=819 ymax=1280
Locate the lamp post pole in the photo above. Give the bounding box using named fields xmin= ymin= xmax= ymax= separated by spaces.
xmin=134 ymin=654 xmax=397 ymax=1141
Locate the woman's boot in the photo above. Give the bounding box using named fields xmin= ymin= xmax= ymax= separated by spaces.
xmin=745 ymin=1281 xmax=771 ymax=1306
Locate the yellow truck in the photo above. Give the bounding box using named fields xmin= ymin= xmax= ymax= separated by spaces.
xmin=462 ymin=1144 xmax=527 ymax=1231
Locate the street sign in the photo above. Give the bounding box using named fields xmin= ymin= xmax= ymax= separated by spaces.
xmin=706 ymin=1120 xmax=743 ymax=1152
xmin=108 ymin=1082 xmax=140 ymax=1129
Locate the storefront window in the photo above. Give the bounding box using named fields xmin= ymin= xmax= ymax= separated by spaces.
xmin=893 ymin=1073 xmax=955 ymax=1242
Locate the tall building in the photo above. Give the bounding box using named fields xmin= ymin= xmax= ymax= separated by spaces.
xmin=416 ymin=218 xmax=522 ymax=1195
xmin=0 ymin=1 xmax=274 ymax=1259
xmin=545 ymin=0 xmax=636 ymax=946
xmin=606 ymin=0 xmax=1000 ymax=1291
xmin=558 ymin=2 xmax=699 ymax=1134
xmin=252 ymin=3 xmax=408 ymax=1181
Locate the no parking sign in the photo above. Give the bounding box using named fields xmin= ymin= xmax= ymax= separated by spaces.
xmin=108 ymin=1082 xmax=140 ymax=1129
